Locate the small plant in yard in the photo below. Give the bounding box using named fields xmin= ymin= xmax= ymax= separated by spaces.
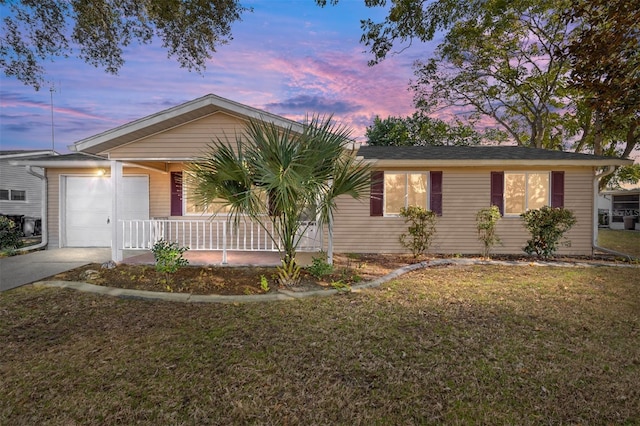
xmin=0 ymin=216 xmax=23 ymax=251
xmin=330 ymin=280 xmax=351 ymax=293
xmin=260 ymin=275 xmax=270 ymax=292
xmin=521 ymin=206 xmax=576 ymax=258
xmin=476 ymin=205 xmax=501 ymax=258
xmin=399 ymin=205 xmax=437 ymax=258
xmin=306 ymin=252 xmax=334 ymax=278
xmin=151 ymin=239 xmax=189 ymax=284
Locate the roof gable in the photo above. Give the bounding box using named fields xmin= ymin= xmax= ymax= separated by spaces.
xmin=71 ymin=94 xmax=305 ymax=155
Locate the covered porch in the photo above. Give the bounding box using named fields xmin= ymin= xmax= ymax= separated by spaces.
xmin=107 ymin=160 xmax=323 ymax=265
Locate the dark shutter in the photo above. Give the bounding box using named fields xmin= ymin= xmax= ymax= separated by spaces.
xmin=170 ymin=171 xmax=183 ymax=216
xmin=551 ymin=171 xmax=565 ymax=208
xmin=430 ymin=171 xmax=443 ymax=216
xmin=490 ymin=171 xmax=504 ymax=215
xmin=370 ymin=171 xmax=384 ymax=217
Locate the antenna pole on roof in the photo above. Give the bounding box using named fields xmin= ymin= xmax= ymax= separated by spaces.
xmin=49 ymin=84 xmax=55 ymax=151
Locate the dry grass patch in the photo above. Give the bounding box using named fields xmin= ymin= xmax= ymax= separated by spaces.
xmin=1 ymin=264 xmax=639 ymax=424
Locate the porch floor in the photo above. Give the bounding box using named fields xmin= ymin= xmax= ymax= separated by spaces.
xmin=121 ymin=250 xmax=316 ymax=267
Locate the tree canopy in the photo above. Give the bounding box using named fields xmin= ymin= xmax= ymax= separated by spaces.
xmin=1 ymin=0 xmax=249 ymax=90
xmin=561 ymin=0 xmax=639 ymax=159
xmin=365 ymin=112 xmax=504 ymax=146
xmin=321 ymin=0 xmax=639 ymax=167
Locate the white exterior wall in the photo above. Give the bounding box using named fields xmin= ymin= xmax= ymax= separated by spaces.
xmin=0 ymin=160 xmax=44 ymax=218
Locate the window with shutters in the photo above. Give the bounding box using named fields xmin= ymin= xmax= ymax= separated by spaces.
xmin=370 ymin=171 xmax=442 ymax=217
xmin=384 ymin=172 xmax=428 ymax=215
xmin=504 ymin=172 xmax=550 ymax=215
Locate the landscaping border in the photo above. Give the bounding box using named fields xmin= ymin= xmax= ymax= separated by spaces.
xmin=34 ymin=258 xmax=639 ymax=303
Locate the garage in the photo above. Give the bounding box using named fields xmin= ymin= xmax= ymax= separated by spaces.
xmin=63 ymin=176 xmax=149 ymax=247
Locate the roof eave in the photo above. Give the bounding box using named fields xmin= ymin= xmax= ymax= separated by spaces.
xmin=10 ymin=159 xmax=111 ymax=168
xmin=363 ymin=158 xmax=634 ymax=167
xmin=0 ymin=150 xmax=58 ymax=159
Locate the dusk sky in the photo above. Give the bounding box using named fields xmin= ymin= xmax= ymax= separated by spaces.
xmin=0 ymin=1 xmax=440 ymax=153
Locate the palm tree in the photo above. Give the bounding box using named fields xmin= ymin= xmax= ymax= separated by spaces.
xmin=188 ymin=115 xmax=371 ymax=285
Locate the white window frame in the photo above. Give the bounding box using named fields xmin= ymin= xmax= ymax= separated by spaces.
xmin=383 ymin=171 xmax=429 ymax=217
xmin=503 ymin=171 xmax=550 ymax=216
xmin=10 ymin=190 xmax=27 ymax=201
xmin=0 ymin=189 xmax=27 ymax=202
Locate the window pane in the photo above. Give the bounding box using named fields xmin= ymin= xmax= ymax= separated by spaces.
xmin=0 ymin=189 xmax=8 ymax=200
xmin=10 ymin=190 xmax=26 ymax=201
xmin=384 ymin=173 xmax=405 ymax=215
xmin=505 ymin=173 xmax=525 ymax=214
xmin=407 ymin=173 xmax=427 ymax=208
xmin=527 ymin=173 xmax=549 ymax=210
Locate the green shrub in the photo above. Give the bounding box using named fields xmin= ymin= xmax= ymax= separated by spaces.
xmin=521 ymin=206 xmax=576 ymax=258
xmin=151 ymin=239 xmax=189 ymax=283
xmin=0 ymin=216 xmax=23 ymax=250
xmin=306 ymin=252 xmax=334 ymax=278
xmin=399 ymin=206 xmax=438 ymax=258
xmin=476 ymin=205 xmax=501 ymax=258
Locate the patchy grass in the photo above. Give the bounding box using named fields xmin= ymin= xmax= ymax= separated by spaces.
xmin=1 ymin=265 xmax=639 ymax=424
xmin=598 ymin=228 xmax=640 ymax=257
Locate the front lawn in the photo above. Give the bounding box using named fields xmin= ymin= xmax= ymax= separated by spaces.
xmin=598 ymin=228 xmax=640 ymax=257
xmin=1 ymin=264 xmax=638 ymax=424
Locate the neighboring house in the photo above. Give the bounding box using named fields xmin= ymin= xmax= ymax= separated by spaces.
xmin=15 ymin=94 xmax=632 ymax=261
xmin=598 ymin=188 xmax=640 ymax=230
xmin=1 ymin=150 xmax=57 ymax=236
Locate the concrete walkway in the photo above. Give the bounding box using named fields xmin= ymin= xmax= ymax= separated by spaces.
xmin=0 ymin=248 xmax=111 ymax=291
xmin=34 ymin=257 xmax=639 ymax=303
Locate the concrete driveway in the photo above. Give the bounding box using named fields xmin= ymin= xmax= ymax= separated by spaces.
xmin=0 ymin=248 xmax=111 ymax=292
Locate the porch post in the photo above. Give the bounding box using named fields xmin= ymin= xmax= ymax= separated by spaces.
xmin=327 ymin=214 xmax=334 ymax=265
xmin=326 ymin=179 xmax=333 ymax=265
xmin=222 ymin=221 xmax=227 ymax=264
xmin=111 ymin=160 xmax=124 ymax=262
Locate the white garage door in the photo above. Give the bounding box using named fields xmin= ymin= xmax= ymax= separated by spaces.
xmin=65 ymin=177 xmax=112 ymax=247
xmin=64 ymin=176 xmax=149 ymax=247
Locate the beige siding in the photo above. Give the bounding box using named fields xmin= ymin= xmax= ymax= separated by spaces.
xmin=329 ymin=166 xmax=595 ymax=256
xmin=108 ymin=112 xmax=247 ymax=159
xmin=149 ymin=167 xmax=172 ymax=218
xmin=46 ymin=163 xmax=596 ymax=256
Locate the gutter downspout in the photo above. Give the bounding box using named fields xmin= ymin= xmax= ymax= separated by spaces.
xmin=18 ymin=166 xmax=48 ymax=252
xmin=592 ymin=166 xmax=635 ymax=261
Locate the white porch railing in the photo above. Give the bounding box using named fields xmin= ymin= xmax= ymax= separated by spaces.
xmin=120 ymin=218 xmax=322 ymax=255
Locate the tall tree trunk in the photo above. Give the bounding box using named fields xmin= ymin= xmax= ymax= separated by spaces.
xmin=593 ymin=112 xmax=604 ymax=156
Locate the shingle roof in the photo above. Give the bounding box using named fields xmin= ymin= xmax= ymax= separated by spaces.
xmin=19 ymin=153 xmax=106 ymax=162
xmin=357 ymin=145 xmax=625 ymax=161
xmin=9 ymin=153 xmax=109 ymax=167
xmin=0 ymin=150 xmax=57 ymax=159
